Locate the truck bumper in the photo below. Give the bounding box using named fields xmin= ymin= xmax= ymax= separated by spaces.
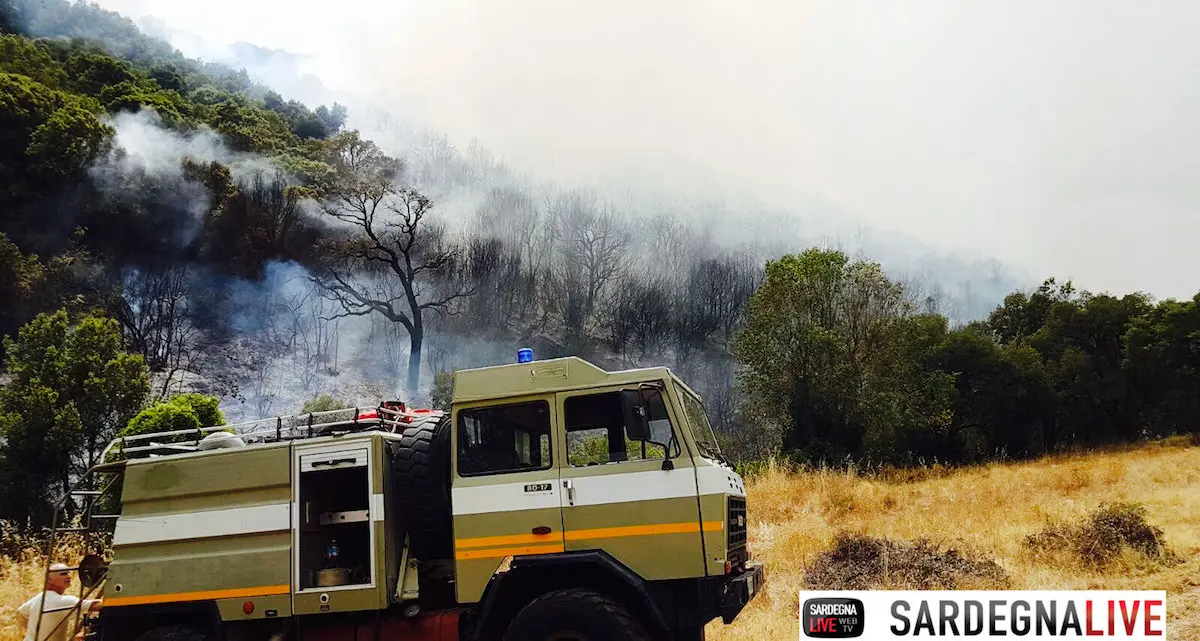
xmin=719 ymin=563 xmax=764 ymax=624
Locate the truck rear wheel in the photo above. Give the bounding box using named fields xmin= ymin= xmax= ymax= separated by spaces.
xmin=391 ymin=414 xmax=453 ymax=559
xmin=502 ymin=588 xmax=651 ymax=641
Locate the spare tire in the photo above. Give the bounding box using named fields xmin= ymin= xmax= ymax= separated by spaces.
xmin=391 ymin=414 xmax=453 ymax=560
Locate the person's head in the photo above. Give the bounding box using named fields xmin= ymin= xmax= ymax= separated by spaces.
xmin=45 ymin=563 xmax=72 ymax=593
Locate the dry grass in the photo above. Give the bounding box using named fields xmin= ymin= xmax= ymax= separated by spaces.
xmin=0 ymin=443 xmax=1195 ymax=641
xmin=707 ymin=440 xmax=1200 ymax=640
xmin=0 ymin=529 xmax=91 ymax=641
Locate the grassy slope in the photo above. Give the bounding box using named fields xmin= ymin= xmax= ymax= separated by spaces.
xmin=0 ymin=443 xmax=1195 ymax=640
xmin=709 ymin=441 xmax=1200 ymax=639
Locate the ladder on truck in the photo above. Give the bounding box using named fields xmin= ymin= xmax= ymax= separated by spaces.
xmin=34 ymin=402 xmax=442 ymax=639
xmin=34 ymin=457 xmax=124 ymax=641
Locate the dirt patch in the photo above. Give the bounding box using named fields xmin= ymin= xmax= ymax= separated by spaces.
xmin=1025 ymin=502 xmax=1175 ymax=570
xmin=802 ymin=532 xmax=1010 ymax=590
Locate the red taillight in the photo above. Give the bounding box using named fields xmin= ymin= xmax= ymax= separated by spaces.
xmin=242 ymin=601 xmax=254 ymax=614
xmin=725 ymin=561 xmax=732 ymax=574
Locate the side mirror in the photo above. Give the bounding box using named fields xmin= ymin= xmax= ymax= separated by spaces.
xmin=620 ymin=389 xmax=651 ymax=441
xmin=78 ymin=554 xmax=108 ymax=589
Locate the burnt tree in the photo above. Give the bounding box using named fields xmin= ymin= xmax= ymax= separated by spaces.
xmin=314 ymin=132 xmax=470 ymax=395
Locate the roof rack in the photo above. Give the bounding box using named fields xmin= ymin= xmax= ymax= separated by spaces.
xmin=102 ymin=403 xmax=445 ymax=462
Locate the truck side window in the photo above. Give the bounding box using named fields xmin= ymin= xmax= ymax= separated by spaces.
xmin=457 ymin=401 xmax=552 ymax=476
xmin=564 ymin=391 xmax=679 ymax=467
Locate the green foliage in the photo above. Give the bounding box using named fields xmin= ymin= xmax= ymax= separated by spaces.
xmin=0 ymin=71 xmax=60 ymax=164
xmin=26 ymin=96 xmax=112 ymax=178
xmin=431 ymin=372 xmax=454 ymax=411
xmin=99 ymin=80 xmax=188 ymax=121
xmin=147 ymin=63 xmax=184 ymax=93
xmin=731 ymin=248 xmax=946 ymax=464
xmin=733 ymin=253 xmax=1200 ymax=466
xmin=0 ymin=232 xmax=46 ymax=341
xmin=0 ymin=69 xmax=111 ymax=203
xmin=120 ymin=393 xmax=223 ymax=448
xmin=121 ymin=400 xmax=200 ymax=438
xmin=0 ymin=34 xmax=65 ymax=87
xmin=64 ymin=51 xmax=137 ymax=96
xmin=301 ymin=394 xmax=346 ymax=414
xmin=170 ymin=393 xmax=224 ymax=427
xmin=0 ymin=309 xmax=148 ymax=523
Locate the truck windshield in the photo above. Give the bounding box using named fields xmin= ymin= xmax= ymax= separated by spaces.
xmin=677 ymin=388 xmax=722 ymax=461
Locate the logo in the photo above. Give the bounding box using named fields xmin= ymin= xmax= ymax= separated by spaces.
xmin=797 ymin=591 xmax=1166 ymax=639
xmin=802 ymin=597 xmax=864 ymax=638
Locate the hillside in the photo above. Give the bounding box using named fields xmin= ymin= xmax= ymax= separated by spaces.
xmin=707 ymin=440 xmax=1200 ymax=639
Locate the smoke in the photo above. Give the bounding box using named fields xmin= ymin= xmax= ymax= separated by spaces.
xmin=99 ymin=110 xmax=230 ymax=173
xmin=89 ymin=0 xmax=1200 ymax=302
xmin=85 ymin=108 xmax=281 ymax=253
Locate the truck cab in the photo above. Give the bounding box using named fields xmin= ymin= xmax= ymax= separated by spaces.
xmin=448 ymin=357 xmax=758 ymax=639
xmin=71 ymin=356 xmax=761 ymax=641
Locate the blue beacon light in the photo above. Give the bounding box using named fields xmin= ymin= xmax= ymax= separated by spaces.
xmin=517 ymin=348 xmax=534 ymax=363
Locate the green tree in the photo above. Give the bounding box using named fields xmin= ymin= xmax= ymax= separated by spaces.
xmin=0 ymin=34 xmax=66 ymax=88
xmin=0 ymin=71 xmax=60 ymax=181
xmin=926 ymin=325 xmax=1054 ymax=459
xmin=64 ymin=51 xmax=137 ymax=96
xmin=1124 ymin=294 xmax=1200 ymax=437
xmin=0 ymin=232 xmax=46 ymax=345
xmin=0 ymin=309 xmax=148 ymax=523
xmin=731 ymin=249 xmax=938 ymax=463
xmin=26 ymin=97 xmax=113 ymax=179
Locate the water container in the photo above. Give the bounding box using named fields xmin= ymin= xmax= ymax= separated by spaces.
xmin=325 ymin=539 xmax=340 ymax=568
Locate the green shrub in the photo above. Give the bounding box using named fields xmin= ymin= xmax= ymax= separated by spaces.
xmin=301 ymin=394 xmax=346 ymax=414
xmin=170 ymin=393 xmax=223 ymax=427
xmin=121 ymin=401 xmax=200 ymax=439
xmin=119 ymin=393 xmax=224 ymax=443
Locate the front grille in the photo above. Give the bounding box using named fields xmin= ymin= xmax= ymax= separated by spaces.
xmin=728 ymin=496 xmax=747 ymax=550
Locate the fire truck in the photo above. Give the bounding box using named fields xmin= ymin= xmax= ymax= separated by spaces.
xmin=40 ymin=354 xmax=762 ymax=640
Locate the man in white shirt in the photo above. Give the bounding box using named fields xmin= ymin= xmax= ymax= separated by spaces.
xmin=15 ymin=563 xmax=102 ymax=641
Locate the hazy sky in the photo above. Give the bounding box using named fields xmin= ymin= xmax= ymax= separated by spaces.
xmin=94 ymin=0 xmax=1200 ymax=299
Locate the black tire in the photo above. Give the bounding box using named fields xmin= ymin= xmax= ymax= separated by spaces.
xmin=392 ymin=414 xmax=453 ymax=559
xmin=131 ymin=625 xmax=213 ymax=641
xmin=502 ymin=589 xmax=651 ymax=641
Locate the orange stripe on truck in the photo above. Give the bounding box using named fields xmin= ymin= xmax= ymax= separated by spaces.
xmin=103 ymin=584 xmax=290 ymax=607
xmin=456 ymin=531 xmax=559 ymax=549
xmin=564 ymin=520 xmax=722 ymax=541
xmin=455 ymin=542 xmax=566 ymax=560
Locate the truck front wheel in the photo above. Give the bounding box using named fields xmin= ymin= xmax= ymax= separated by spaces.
xmin=502 ymin=588 xmax=651 ymax=641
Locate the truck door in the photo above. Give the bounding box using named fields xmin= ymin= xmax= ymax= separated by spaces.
xmin=451 ymin=395 xmax=564 ymax=603
xmin=556 ymin=385 xmax=709 ymax=580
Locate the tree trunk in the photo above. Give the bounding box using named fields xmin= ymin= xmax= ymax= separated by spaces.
xmin=407 ymin=326 xmax=423 ymax=397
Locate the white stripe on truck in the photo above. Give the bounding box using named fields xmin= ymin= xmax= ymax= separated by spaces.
xmin=452 ymin=465 xmax=744 ymax=515
xmin=114 ymin=503 xmax=291 ymax=545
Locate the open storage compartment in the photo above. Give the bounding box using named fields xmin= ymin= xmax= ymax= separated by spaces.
xmin=296 ymin=447 xmax=375 ymax=591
